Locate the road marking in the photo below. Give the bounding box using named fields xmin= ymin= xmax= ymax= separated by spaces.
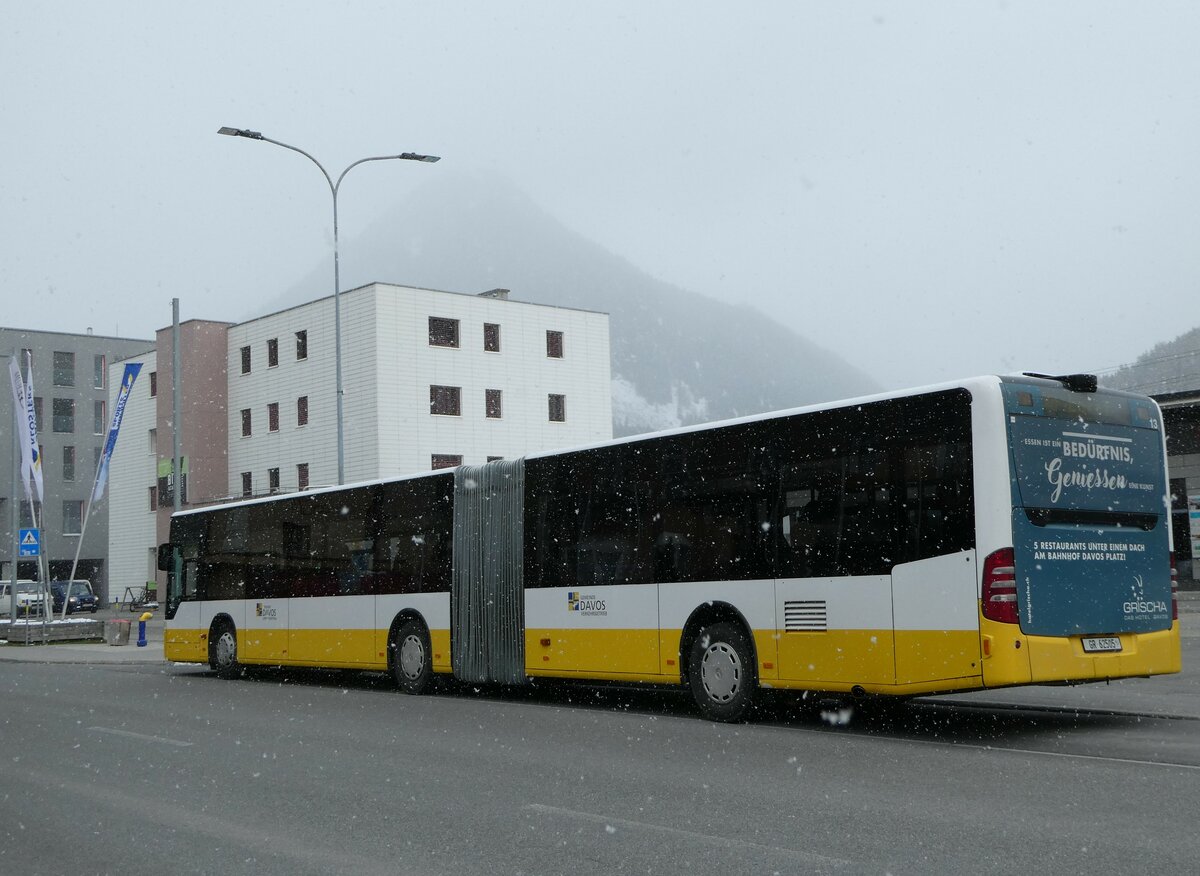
xmin=88 ymin=726 xmax=193 ymax=747
xmin=523 ymin=802 xmax=852 ymax=868
xmin=781 ymin=725 xmax=1200 ymax=772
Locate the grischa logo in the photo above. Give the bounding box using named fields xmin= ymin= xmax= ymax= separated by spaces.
xmin=568 ymin=591 xmax=607 ymax=616
xmin=255 ymin=602 xmax=279 ymax=620
xmin=1123 ymin=575 xmax=1168 ymax=617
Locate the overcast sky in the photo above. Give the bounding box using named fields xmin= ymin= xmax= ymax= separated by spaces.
xmin=3 ymin=1 xmax=1198 ymax=390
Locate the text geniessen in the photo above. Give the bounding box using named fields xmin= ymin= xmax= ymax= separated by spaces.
xmin=1044 ymin=458 xmax=1127 ymax=504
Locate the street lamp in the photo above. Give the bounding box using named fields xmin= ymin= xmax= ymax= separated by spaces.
xmin=218 ymin=126 xmax=440 ymax=485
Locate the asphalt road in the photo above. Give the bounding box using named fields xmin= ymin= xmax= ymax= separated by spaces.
xmin=2 ymin=639 xmax=1199 ymax=876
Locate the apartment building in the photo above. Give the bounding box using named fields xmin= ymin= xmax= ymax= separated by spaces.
xmin=1 ymin=327 xmax=153 ymax=603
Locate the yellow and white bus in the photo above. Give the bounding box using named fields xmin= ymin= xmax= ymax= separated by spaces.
xmin=162 ymin=374 xmax=1181 ymax=721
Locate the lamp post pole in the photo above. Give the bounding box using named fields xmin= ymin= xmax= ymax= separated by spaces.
xmin=218 ymin=127 xmax=439 ymax=485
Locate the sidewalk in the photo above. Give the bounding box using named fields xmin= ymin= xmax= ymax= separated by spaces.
xmin=0 ymin=606 xmax=166 ymax=664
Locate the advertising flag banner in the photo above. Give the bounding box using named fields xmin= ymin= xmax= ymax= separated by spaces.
xmin=91 ymin=362 xmax=142 ymax=502
xmin=23 ymin=351 xmax=44 ymax=502
xmin=8 ymin=356 xmax=34 ymax=502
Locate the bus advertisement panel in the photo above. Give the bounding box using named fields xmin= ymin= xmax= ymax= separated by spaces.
xmin=1002 ymin=380 xmax=1172 ymax=639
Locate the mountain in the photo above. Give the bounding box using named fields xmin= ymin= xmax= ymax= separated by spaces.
xmin=266 ymin=172 xmax=877 ymax=435
xmin=1103 ymin=327 xmax=1200 ymax=396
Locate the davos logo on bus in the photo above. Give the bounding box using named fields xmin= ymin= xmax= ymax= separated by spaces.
xmin=255 ymin=602 xmax=279 ymax=620
xmin=568 ymin=591 xmax=607 ymax=616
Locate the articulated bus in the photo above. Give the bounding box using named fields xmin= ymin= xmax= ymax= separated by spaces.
xmin=161 ymin=374 xmax=1181 ymax=721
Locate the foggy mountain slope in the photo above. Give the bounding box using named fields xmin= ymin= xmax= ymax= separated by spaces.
xmin=1104 ymin=326 xmax=1200 ymax=396
xmin=268 ymin=172 xmax=877 ymax=435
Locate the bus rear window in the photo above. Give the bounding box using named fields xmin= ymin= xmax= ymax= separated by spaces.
xmin=1001 ymin=379 xmax=1158 ymax=429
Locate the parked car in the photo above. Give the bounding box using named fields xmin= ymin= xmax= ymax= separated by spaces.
xmin=50 ymin=580 xmax=98 ymax=614
xmin=0 ymin=580 xmax=47 ymax=618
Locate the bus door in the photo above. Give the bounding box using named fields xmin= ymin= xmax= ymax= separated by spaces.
xmin=1003 ymin=381 xmax=1171 ymax=642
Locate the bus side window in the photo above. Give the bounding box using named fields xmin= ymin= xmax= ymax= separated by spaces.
xmin=182 ymin=560 xmax=199 ymax=600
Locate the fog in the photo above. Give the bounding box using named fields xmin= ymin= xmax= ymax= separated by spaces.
xmin=3 ymin=1 xmax=1198 ymax=389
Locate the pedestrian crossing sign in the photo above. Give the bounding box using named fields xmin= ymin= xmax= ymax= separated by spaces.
xmin=19 ymin=528 xmax=40 ymax=557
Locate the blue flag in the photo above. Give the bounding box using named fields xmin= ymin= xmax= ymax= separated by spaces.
xmin=92 ymin=363 xmax=142 ymax=502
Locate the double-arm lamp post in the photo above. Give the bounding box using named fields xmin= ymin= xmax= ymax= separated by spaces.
xmin=218 ymin=127 xmax=440 ymax=485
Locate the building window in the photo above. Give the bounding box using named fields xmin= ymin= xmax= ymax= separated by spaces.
xmin=429 ymin=317 xmax=460 ymax=348
xmin=486 ymin=389 xmax=502 ymax=419
xmin=20 ymin=500 xmax=34 ymax=528
xmin=94 ymin=446 xmax=101 ymax=471
xmin=33 ymin=397 xmax=43 ymax=432
xmin=63 ymin=500 xmax=83 ymax=535
xmin=484 ymin=323 xmax=500 ymax=352
xmin=149 ymin=371 xmax=157 ymax=397
xmin=53 ymin=351 xmax=75 ymax=386
xmin=546 ymin=330 xmax=564 ymax=359
xmin=296 ymin=330 xmax=308 ymax=361
xmin=487 ymin=455 xmax=504 ymax=462
xmin=549 ymin=393 xmax=566 ymax=422
xmin=241 ymin=408 xmax=252 ymax=437
xmin=267 ymin=338 xmax=279 ymax=368
xmin=430 ymin=385 xmax=462 ymax=416
xmin=268 ymin=402 xmax=280 ymax=432
xmin=53 ymin=398 xmax=74 ymax=433
xmin=149 ymin=486 xmax=158 ymax=511
xmin=62 ymin=446 xmax=75 ymax=482
xmin=297 ymin=463 xmax=309 ymax=491
xmin=268 ymin=467 xmax=280 ymax=495
xmin=297 ymin=396 xmax=308 ymax=426
xmin=93 ymin=354 xmax=106 ymax=389
xmin=431 ymin=454 xmax=463 ymax=470
xmin=149 ymin=428 xmax=157 ymax=454
xmin=94 ymin=399 xmax=106 ymax=435
xmin=241 ymin=472 xmax=253 ymax=498
xmin=240 ymin=345 xmax=251 ymax=374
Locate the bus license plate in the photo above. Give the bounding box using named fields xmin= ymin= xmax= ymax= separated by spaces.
xmin=1081 ymin=636 xmax=1122 ymax=653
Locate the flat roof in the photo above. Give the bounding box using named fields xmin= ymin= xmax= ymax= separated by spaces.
xmin=227 ymin=281 xmax=608 ymax=330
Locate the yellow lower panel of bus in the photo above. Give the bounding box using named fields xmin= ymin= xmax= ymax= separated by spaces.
xmin=164 ymin=629 xmax=208 ymax=663
xmin=430 ymin=628 xmax=451 ymax=673
xmin=526 ymin=628 xmax=661 ymax=676
xmin=979 ymin=612 xmax=1181 ymax=687
xmin=241 ymin=628 xmax=289 ymax=662
xmin=894 ymin=629 xmax=981 ymax=685
xmin=281 ymin=628 xmax=378 ymax=667
xmin=775 ymin=629 xmax=899 ymax=686
xmin=1024 ymin=623 xmax=1182 ymax=684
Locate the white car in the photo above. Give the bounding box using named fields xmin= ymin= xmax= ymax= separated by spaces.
xmin=0 ymin=580 xmax=47 ymax=618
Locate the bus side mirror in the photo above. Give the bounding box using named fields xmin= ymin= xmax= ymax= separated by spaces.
xmin=157 ymin=544 xmax=175 ymax=571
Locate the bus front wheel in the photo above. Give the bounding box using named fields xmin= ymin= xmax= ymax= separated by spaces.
xmin=687 ymin=621 xmax=756 ymax=722
xmin=210 ymin=621 xmax=240 ymax=679
xmin=392 ymin=619 xmax=433 ymax=695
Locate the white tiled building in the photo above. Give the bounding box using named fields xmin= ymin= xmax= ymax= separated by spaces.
xmin=108 ymin=283 xmax=613 ymax=589
xmin=105 ymin=350 xmax=159 ymax=594
xmin=226 ymin=283 xmax=611 ymax=493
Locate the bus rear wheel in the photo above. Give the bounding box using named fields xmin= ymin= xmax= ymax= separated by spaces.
xmin=687 ymin=621 xmax=756 ymax=722
xmin=210 ymin=621 xmax=240 ymax=679
xmin=392 ymin=619 xmax=433 ymax=695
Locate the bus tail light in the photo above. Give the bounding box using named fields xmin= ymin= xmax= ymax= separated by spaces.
xmin=1171 ymin=557 xmax=1179 ymax=622
xmin=982 ymin=548 xmax=1019 ymax=624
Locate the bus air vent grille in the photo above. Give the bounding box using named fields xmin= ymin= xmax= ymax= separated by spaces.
xmin=784 ymin=600 xmax=827 ymax=632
